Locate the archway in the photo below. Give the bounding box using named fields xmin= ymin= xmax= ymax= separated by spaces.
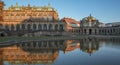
xmin=55 ymin=24 xmax=58 ymax=31
xmin=33 ymin=24 xmax=37 ymax=31
xmin=5 ymin=25 xmax=9 ymax=31
xmin=94 ymin=29 xmax=97 ymax=35
xmin=59 ymin=25 xmax=64 ymax=31
xmin=84 ymin=29 xmax=86 ymax=34
xmin=0 ymin=33 xmax=5 ymax=37
xmin=89 ymin=29 xmax=92 ymax=35
xmin=49 ymin=24 xmax=52 ymax=31
xmin=11 ymin=24 xmax=15 ymax=31
xmin=38 ymin=24 xmax=42 ymax=31
xmin=27 ymin=24 xmax=31 ymax=31
xmin=0 ymin=24 xmax=3 ymax=29
xmin=21 ymin=24 xmax=25 ymax=30
xmin=16 ymin=24 xmax=20 ymax=31
xmin=43 ymin=24 xmax=47 ymax=31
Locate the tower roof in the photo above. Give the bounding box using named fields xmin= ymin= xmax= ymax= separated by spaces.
xmin=82 ymin=14 xmax=98 ymax=21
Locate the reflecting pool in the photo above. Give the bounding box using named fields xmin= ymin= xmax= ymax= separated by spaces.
xmin=0 ymin=38 xmax=120 ymax=65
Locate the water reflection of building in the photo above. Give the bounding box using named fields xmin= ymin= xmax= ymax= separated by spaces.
xmin=1 ymin=39 xmax=118 ymax=65
xmin=0 ymin=40 xmax=66 ymax=65
xmin=64 ymin=40 xmax=80 ymax=53
xmin=61 ymin=18 xmax=80 ymax=35
xmin=80 ymin=38 xmax=99 ymax=55
xmin=0 ymin=40 xmax=82 ymax=65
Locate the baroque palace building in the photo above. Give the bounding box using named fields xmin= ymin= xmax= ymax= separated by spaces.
xmin=0 ymin=1 xmax=65 ymax=36
xmin=0 ymin=0 xmax=120 ymax=36
xmin=68 ymin=14 xmax=120 ymax=36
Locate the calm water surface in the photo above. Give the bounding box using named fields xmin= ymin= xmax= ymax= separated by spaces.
xmin=0 ymin=38 xmax=120 ymax=65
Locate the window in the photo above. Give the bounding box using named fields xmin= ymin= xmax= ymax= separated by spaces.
xmin=0 ymin=24 xmax=3 ymax=29
xmin=27 ymin=24 xmax=31 ymax=31
xmin=33 ymin=14 xmax=36 ymax=16
xmin=16 ymin=14 xmax=20 ymax=16
xmin=11 ymin=24 xmax=14 ymax=31
xmin=6 ymin=14 xmax=9 ymax=16
xmin=33 ymin=24 xmax=37 ymax=31
xmin=55 ymin=24 xmax=58 ymax=31
xmin=38 ymin=24 xmax=42 ymax=31
xmin=22 ymin=14 xmax=25 ymax=16
xmin=21 ymin=24 xmax=25 ymax=30
xmin=11 ymin=14 xmax=14 ymax=16
xmin=49 ymin=24 xmax=52 ymax=31
xmin=48 ymin=16 xmax=53 ymax=21
xmin=44 ymin=17 xmax=47 ymax=21
xmin=16 ymin=24 xmax=20 ymax=31
xmin=38 ymin=14 xmax=42 ymax=16
xmin=5 ymin=25 xmax=9 ymax=30
xmin=27 ymin=14 xmax=31 ymax=16
xmin=59 ymin=25 xmax=64 ymax=31
xmin=43 ymin=24 xmax=47 ymax=31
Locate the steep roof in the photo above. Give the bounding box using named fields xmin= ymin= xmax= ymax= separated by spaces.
xmin=62 ymin=17 xmax=80 ymax=24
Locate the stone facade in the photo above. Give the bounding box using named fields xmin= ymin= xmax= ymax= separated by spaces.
xmin=0 ymin=1 xmax=120 ymax=36
xmin=0 ymin=1 xmax=66 ymax=36
xmin=61 ymin=17 xmax=80 ymax=35
xmin=0 ymin=3 xmax=58 ymax=25
xmin=68 ymin=15 xmax=120 ymax=36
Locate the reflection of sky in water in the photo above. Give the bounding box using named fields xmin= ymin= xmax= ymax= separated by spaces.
xmin=1 ymin=39 xmax=120 ymax=65
xmin=55 ymin=48 xmax=120 ymax=65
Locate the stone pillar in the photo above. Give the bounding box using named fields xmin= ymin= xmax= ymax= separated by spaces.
xmin=87 ymin=28 xmax=89 ymax=35
xmin=41 ymin=42 xmax=44 ymax=48
xmin=36 ymin=23 xmax=38 ymax=30
xmin=92 ymin=28 xmax=94 ymax=35
xmin=46 ymin=41 xmax=49 ymax=47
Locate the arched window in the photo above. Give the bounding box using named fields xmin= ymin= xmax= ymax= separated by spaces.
xmin=33 ymin=24 xmax=36 ymax=31
xmin=48 ymin=16 xmax=53 ymax=21
xmin=59 ymin=25 xmax=64 ymax=31
xmin=0 ymin=24 xmax=3 ymax=29
xmin=55 ymin=24 xmax=58 ymax=31
xmin=27 ymin=24 xmax=31 ymax=31
xmin=99 ymin=29 xmax=101 ymax=34
xmin=16 ymin=24 xmax=20 ymax=31
xmin=89 ymin=29 xmax=92 ymax=35
xmin=38 ymin=24 xmax=42 ymax=31
xmin=5 ymin=25 xmax=9 ymax=31
xmin=79 ymin=30 xmax=80 ymax=33
xmin=0 ymin=33 xmax=5 ymax=37
xmin=21 ymin=24 xmax=25 ymax=30
xmin=95 ymin=29 xmax=97 ymax=34
xmin=49 ymin=24 xmax=52 ymax=31
xmin=119 ymin=28 xmax=120 ymax=34
xmin=43 ymin=24 xmax=47 ymax=31
xmin=84 ymin=29 xmax=86 ymax=34
xmin=44 ymin=17 xmax=47 ymax=21
xmin=11 ymin=24 xmax=14 ymax=31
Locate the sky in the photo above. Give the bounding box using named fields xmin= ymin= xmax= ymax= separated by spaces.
xmin=2 ymin=0 xmax=120 ymax=23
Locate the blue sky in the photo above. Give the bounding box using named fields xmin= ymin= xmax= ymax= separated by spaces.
xmin=3 ymin=0 xmax=120 ymax=23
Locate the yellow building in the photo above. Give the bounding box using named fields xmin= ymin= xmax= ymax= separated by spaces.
xmin=0 ymin=40 xmax=66 ymax=65
xmin=0 ymin=0 xmax=4 ymax=23
xmin=0 ymin=1 xmax=65 ymax=36
xmin=0 ymin=2 xmax=58 ymax=25
xmin=0 ymin=45 xmax=59 ymax=65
